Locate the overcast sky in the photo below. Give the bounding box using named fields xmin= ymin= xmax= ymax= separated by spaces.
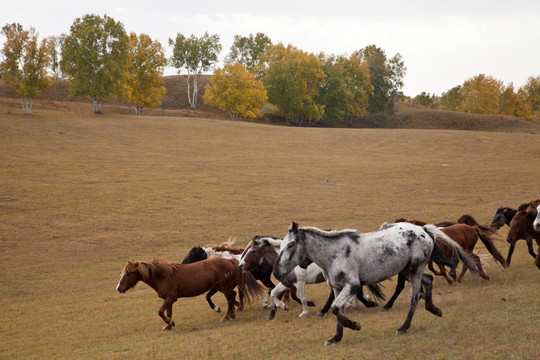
xmin=2 ymin=0 xmax=539 ymax=96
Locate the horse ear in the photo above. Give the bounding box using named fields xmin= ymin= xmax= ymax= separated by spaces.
xmin=291 ymin=221 xmax=298 ymax=234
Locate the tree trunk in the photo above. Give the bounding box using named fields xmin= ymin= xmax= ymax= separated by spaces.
xmin=93 ymin=99 xmax=103 ymax=114
xmin=21 ymin=98 xmax=33 ymax=115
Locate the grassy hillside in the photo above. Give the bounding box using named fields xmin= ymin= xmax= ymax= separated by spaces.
xmin=1 ymin=77 xmax=539 ymax=132
xmin=1 ymin=107 xmax=539 ymax=359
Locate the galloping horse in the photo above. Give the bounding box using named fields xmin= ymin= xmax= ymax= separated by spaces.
xmin=116 ymin=257 xmax=264 ymax=330
xmin=507 ymin=200 xmax=540 ymax=270
xmin=274 ymin=222 xmax=476 ymax=346
xmin=239 ymin=236 xmax=378 ymax=319
xmin=396 ymin=216 xmax=507 ymax=284
xmin=182 ymin=241 xmax=244 ymax=312
xmin=491 ymin=205 xmax=536 ymax=264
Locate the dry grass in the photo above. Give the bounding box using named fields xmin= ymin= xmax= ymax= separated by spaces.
xmin=1 ymin=99 xmax=539 ymax=359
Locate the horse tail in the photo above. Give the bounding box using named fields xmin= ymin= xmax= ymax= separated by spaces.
xmin=231 ymin=259 xmax=265 ymax=305
xmin=474 ymin=226 xmax=509 ymax=268
xmin=366 ymin=283 xmax=386 ymax=302
xmin=423 ymin=225 xmax=479 ymax=275
xmin=458 ymin=214 xmax=497 ymax=235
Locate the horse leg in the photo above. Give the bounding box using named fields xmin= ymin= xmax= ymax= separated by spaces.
xmin=316 ymin=288 xmax=335 ymax=316
xmin=437 ymin=264 xmax=455 ymax=285
xmin=465 ymin=253 xmax=488 ymax=281
xmin=506 ymin=242 xmax=516 ymax=264
xmin=222 ymin=289 xmax=237 ymax=322
xmin=526 ymin=235 xmax=537 ymax=258
xmin=325 ymin=285 xmax=361 ymax=346
xmin=267 ymin=283 xmax=287 ymax=320
xmin=158 ymin=297 xmax=177 ymax=330
xmin=236 ymin=289 xmax=245 ymax=311
xmin=206 ymin=288 xmax=220 ymax=313
xmin=383 ymin=273 xmax=406 ymax=310
xmin=421 ymin=273 xmax=442 ymax=317
xmin=396 ymin=269 xmax=422 ymax=334
xmin=427 ymin=259 xmax=441 ymax=275
xmin=296 ymin=281 xmax=309 ymax=317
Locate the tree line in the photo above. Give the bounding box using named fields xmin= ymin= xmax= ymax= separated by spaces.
xmin=1 ymin=13 xmax=538 ymax=123
xmin=413 ymin=74 xmax=540 ymax=120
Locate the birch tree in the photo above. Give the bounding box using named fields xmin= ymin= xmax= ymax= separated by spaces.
xmin=169 ymin=32 xmax=221 ymax=110
xmin=0 ymin=23 xmax=53 ymax=114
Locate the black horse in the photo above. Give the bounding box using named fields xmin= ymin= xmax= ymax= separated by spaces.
xmin=491 ymin=205 xmax=536 ymax=264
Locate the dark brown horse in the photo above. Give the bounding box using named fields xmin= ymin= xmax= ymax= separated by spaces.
xmin=507 ymin=200 xmax=540 ymax=270
xmin=116 ymin=257 xmax=264 ymax=330
xmin=491 ymin=204 xmax=536 ymax=264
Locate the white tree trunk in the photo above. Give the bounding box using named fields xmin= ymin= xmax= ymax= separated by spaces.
xmin=21 ymin=98 xmax=33 ymax=115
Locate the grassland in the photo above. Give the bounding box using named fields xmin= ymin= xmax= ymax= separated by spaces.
xmin=1 ymin=97 xmax=539 ymax=359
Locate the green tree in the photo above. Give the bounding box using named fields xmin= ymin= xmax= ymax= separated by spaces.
xmin=203 ymin=63 xmax=267 ymax=120
xmin=169 ymin=31 xmax=222 ymax=110
xmin=225 ymin=32 xmax=271 ymax=74
xmin=0 ymin=23 xmax=53 ymax=114
xmin=262 ymin=44 xmax=326 ymax=126
xmin=49 ymin=34 xmax=65 ymax=81
xmin=518 ymin=76 xmax=540 ymax=120
xmin=61 ymin=14 xmax=129 ymax=114
xmin=354 ymin=45 xmax=406 ymax=113
xmin=441 ymin=85 xmax=463 ymax=111
xmin=126 ymin=33 xmax=167 ymax=115
xmin=413 ymin=91 xmax=436 ymax=107
xmin=460 ymin=74 xmax=502 ymax=114
xmin=319 ymin=53 xmax=372 ymax=126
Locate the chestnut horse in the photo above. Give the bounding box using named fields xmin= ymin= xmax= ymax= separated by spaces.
xmin=116 ymin=257 xmax=264 ymax=330
xmin=396 ymin=216 xmax=508 ymax=284
xmin=507 ymin=200 xmax=540 ymax=270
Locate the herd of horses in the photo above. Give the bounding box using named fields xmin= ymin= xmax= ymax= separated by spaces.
xmin=116 ymin=199 xmax=540 ymax=346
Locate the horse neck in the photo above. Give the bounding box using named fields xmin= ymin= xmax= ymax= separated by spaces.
xmin=300 ymin=231 xmax=339 ymax=269
xmin=506 ymin=208 xmax=517 ymax=225
xmin=262 ymin=246 xmax=279 ymax=266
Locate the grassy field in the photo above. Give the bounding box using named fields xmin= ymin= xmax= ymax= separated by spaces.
xmin=1 ymin=99 xmax=539 ymax=359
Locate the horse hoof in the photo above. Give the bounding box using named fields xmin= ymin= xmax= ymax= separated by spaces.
xmin=396 ymin=328 xmax=407 ymax=335
xmin=325 ymin=338 xmax=338 ymax=346
xmin=214 ymin=306 xmax=221 ymax=313
xmin=353 ymin=322 xmax=361 ymax=331
xmin=298 ymin=312 xmax=308 ymax=317
xmin=381 ymin=307 xmax=390 ymax=312
xmin=315 ymin=311 xmax=325 ymax=317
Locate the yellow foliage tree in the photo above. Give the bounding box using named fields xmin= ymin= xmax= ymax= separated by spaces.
xmin=460 ymin=74 xmax=502 ymax=114
xmin=203 ymin=63 xmax=267 ymax=120
xmin=126 ymin=33 xmax=167 ymax=115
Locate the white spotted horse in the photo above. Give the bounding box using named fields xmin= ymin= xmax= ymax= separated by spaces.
xmin=274 ymin=222 xmax=478 ymax=346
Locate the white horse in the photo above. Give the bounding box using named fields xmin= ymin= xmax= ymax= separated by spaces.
xmin=274 ymin=221 xmax=478 ymax=346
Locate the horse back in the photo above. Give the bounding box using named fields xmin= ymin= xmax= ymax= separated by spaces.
xmin=439 ymin=224 xmax=478 ymax=253
xmin=174 ymin=258 xmax=237 ymax=298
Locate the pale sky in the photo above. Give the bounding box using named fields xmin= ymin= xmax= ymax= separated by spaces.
xmin=2 ymin=0 xmax=539 ymax=96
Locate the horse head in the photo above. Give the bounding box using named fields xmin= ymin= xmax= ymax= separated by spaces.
xmin=239 ymin=237 xmax=279 ymax=271
xmin=116 ymin=260 xmax=143 ymax=293
xmin=273 ymin=222 xmax=310 ymax=281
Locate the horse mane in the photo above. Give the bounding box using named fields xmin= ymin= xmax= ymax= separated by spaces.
xmin=125 ymin=259 xmax=177 ymax=281
xmin=395 ymin=218 xmax=429 ymax=226
xmin=204 ymin=238 xmax=245 ymax=254
xmin=300 ymin=226 xmax=357 ymax=238
xmin=253 ymin=235 xmax=282 ymax=248
xmin=526 ymin=199 xmax=540 ymax=212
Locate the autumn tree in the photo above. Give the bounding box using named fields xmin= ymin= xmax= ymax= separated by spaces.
xmin=0 ymin=23 xmax=53 ymax=114
xmin=125 ymin=33 xmax=167 ymax=115
xmin=518 ymin=76 xmax=540 ymax=120
xmin=169 ymin=32 xmax=221 ymax=110
xmin=413 ymin=91 xmax=436 ymax=107
xmin=354 ymin=45 xmax=406 ymax=113
xmin=49 ymin=34 xmax=65 ymax=81
xmin=262 ymin=44 xmax=326 ymax=126
xmin=319 ymin=53 xmax=372 ymax=126
xmin=499 ymin=83 xmax=527 ymax=117
xmin=203 ymin=63 xmax=267 ymax=120
xmin=225 ymin=32 xmax=271 ymax=74
xmin=61 ymin=14 xmax=129 ymax=114
xmin=460 ymin=74 xmax=502 ymax=114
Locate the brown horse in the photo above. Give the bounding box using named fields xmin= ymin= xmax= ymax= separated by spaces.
xmin=507 ymin=200 xmax=540 ymax=270
xmin=116 ymin=257 xmax=264 ymax=330
xmin=397 ymin=216 xmax=507 ymax=284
